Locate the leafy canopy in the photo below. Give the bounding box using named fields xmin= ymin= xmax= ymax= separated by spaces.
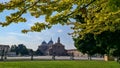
xmin=0 ymin=0 xmax=120 ymax=36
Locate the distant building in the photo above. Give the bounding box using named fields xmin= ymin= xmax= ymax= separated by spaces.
xmin=48 ymin=37 xmax=67 ymax=56
xmin=0 ymin=45 xmax=10 ymax=51
xmin=0 ymin=45 xmax=10 ymax=55
xmin=67 ymin=49 xmax=104 ymax=58
xmin=38 ymin=37 xmax=67 ymax=56
xmin=7 ymin=52 xmax=16 ymax=57
xmin=38 ymin=40 xmax=49 ymax=55
xmin=67 ymin=49 xmax=88 ymax=57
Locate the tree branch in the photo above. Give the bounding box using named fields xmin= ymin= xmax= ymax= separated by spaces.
xmin=1 ymin=0 xmax=41 ymax=26
xmin=55 ymin=0 xmax=96 ymax=24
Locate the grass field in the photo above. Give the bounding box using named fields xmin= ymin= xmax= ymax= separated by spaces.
xmin=0 ymin=61 xmax=120 ymax=68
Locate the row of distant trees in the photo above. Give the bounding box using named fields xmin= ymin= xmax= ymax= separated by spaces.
xmin=10 ymin=44 xmax=43 ymax=56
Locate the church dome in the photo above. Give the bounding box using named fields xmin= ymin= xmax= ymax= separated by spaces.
xmin=42 ymin=41 xmax=47 ymax=45
xmin=48 ymin=38 xmax=53 ymax=45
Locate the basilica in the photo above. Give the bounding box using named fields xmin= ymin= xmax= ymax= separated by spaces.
xmin=37 ymin=37 xmax=67 ymax=56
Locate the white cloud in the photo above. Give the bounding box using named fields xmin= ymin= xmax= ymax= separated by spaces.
xmin=0 ymin=35 xmax=23 ymax=45
xmin=8 ymin=32 xmax=29 ymax=37
xmin=7 ymin=32 xmax=43 ymax=41
xmin=57 ymin=29 xmax=63 ymax=33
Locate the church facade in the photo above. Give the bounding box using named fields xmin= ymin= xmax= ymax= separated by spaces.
xmin=38 ymin=37 xmax=67 ymax=56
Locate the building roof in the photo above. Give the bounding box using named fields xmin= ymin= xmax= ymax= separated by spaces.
xmin=0 ymin=45 xmax=10 ymax=47
xmin=66 ymin=49 xmax=77 ymax=51
xmin=48 ymin=38 xmax=53 ymax=45
xmin=41 ymin=41 xmax=47 ymax=45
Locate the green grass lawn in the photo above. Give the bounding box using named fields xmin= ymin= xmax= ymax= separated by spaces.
xmin=0 ymin=61 xmax=119 ymax=68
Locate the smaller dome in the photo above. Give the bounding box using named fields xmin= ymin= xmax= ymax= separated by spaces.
xmin=48 ymin=38 xmax=53 ymax=45
xmin=42 ymin=41 xmax=47 ymax=45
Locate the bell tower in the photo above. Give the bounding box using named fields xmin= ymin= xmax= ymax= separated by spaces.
xmin=57 ymin=37 xmax=60 ymax=43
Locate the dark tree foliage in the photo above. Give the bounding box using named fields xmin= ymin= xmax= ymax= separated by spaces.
xmin=35 ymin=49 xmax=43 ymax=56
xmin=74 ymin=33 xmax=97 ymax=60
xmin=17 ymin=44 xmax=29 ymax=56
xmin=95 ymin=30 xmax=120 ymax=57
xmin=10 ymin=45 xmax=17 ymax=52
xmin=74 ymin=15 xmax=85 ymax=24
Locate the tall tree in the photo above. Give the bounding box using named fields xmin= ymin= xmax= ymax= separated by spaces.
xmin=74 ymin=33 xmax=97 ymax=60
xmin=17 ymin=44 xmax=29 ymax=56
xmin=10 ymin=45 xmax=17 ymax=52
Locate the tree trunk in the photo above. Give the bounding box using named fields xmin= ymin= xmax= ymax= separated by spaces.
xmin=52 ymin=52 xmax=56 ymax=60
xmin=70 ymin=52 xmax=74 ymax=60
xmin=117 ymin=57 xmax=120 ymax=63
xmin=88 ymin=54 xmax=92 ymax=60
xmin=31 ymin=55 xmax=33 ymax=61
xmin=4 ymin=51 xmax=7 ymax=60
xmin=30 ymin=50 xmax=34 ymax=61
xmin=1 ymin=49 xmax=4 ymax=61
xmin=1 ymin=55 xmax=4 ymax=61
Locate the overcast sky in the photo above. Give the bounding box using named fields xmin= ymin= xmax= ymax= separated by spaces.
xmin=0 ymin=0 xmax=75 ymax=50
